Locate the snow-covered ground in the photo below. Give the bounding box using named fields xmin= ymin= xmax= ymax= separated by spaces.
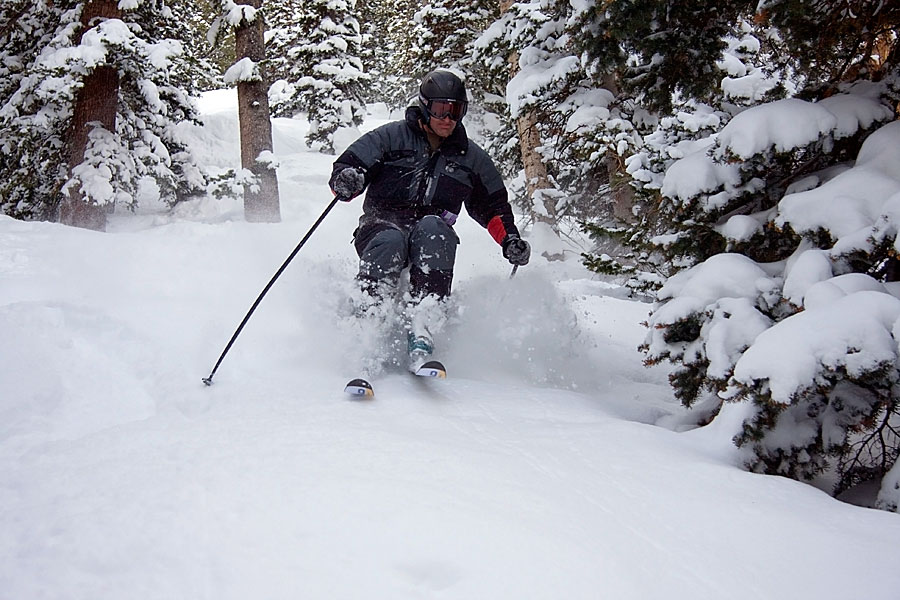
xmin=2 ymin=91 xmax=899 ymax=599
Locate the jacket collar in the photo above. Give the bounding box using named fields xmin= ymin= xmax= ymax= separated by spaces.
xmin=405 ymin=106 xmax=469 ymax=155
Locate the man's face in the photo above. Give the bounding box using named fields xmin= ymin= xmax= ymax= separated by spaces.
xmin=429 ymin=115 xmax=457 ymax=138
xmin=422 ymin=98 xmax=466 ymax=139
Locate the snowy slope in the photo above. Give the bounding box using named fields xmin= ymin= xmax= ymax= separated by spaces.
xmin=2 ymin=92 xmax=899 ymax=599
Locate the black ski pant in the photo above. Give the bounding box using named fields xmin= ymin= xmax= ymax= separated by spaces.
xmin=354 ymin=215 xmax=459 ymax=299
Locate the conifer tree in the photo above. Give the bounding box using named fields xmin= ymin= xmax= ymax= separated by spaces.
xmin=356 ymin=0 xmax=418 ymax=108
xmin=573 ymin=0 xmax=751 ymax=113
xmin=473 ymin=0 xmax=589 ymax=251
xmin=408 ymin=0 xmax=496 ymax=81
xmin=574 ymin=1 xmax=900 ymax=501
xmin=0 ymin=0 xmax=208 ymax=226
xmin=761 ymin=0 xmax=900 ymax=92
xmin=267 ymin=0 xmax=366 ymax=154
xmin=359 ymin=0 xmax=496 ymax=113
xmin=0 ymin=1 xmax=67 ymax=221
xmin=211 ymin=0 xmax=280 ymax=221
xmin=167 ymin=0 xmax=227 ymax=91
xmin=61 ymin=0 xmax=122 ymax=230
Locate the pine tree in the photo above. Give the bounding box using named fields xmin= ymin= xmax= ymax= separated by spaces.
xmin=0 ymin=0 xmax=208 ymax=226
xmin=356 ymin=0 xmax=418 ymax=108
xmin=166 ymin=0 xmax=227 ymax=91
xmin=473 ymin=0 xmax=592 ymax=253
xmin=0 ymin=1 xmax=68 ymax=221
xmin=61 ymin=0 xmax=122 ymax=230
xmin=408 ymin=0 xmax=496 ymax=80
xmin=761 ymin=0 xmax=900 ymax=93
xmin=267 ymin=0 xmax=366 ymax=154
xmin=579 ymin=2 xmax=900 ymax=501
xmin=212 ymin=0 xmax=280 ymax=221
xmin=573 ymin=0 xmax=752 ymax=113
xmin=125 ymin=0 xmax=214 ymax=203
xmin=357 ymin=0 xmax=498 ymax=115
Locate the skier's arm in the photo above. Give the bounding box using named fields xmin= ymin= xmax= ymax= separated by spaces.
xmin=464 ymin=150 xmax=530 ymax=266
xmin=464 ymin=151 xmax=519 ymax=244
xmin=329 ymin=121 xmax=405 ymax=193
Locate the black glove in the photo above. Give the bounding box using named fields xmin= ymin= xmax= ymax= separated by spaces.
xmin=502 ymin=234 xmax=531 ymax=266
xmin=331 ymin=167 xmax=365 ymax=201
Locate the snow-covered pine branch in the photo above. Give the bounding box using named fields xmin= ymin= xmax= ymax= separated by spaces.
xmin=645 ymin=102 xmax=900 ymax=503
xmin=224 ymin=57 xmax=262 ymax=84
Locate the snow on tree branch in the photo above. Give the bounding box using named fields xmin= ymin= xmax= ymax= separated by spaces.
xmin=224 ymin=57 xmax=262 ymax=85
xmin=220 ymin=1 xmax=259 ymax=27
xmin=256 ymin=150 xmax=279 ymax=170
xmin=729 ymin=290 xmax=900 ymax=405
xmin=209 ymin=1 xmax=259 ymax=46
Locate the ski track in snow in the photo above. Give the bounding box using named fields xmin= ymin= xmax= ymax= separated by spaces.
xmin=2 ymin=93 xmax=900 ymax=598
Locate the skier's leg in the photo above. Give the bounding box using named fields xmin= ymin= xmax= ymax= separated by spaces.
xmin=408 ymin=215 xmax=458 ymax=300
xmin=354 ymin=221 xmax=409 ymax=300
xmin=405 ymin=216 xmax=458 ymax=362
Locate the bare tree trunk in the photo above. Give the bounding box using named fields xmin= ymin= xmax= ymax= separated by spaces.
xmin=234 ymin=0 xmax=280 ymax=223
xmin=514 ymin=113 xmax=558 ymax=228
xmin=60 ymin=0 xmax=121 ymax=231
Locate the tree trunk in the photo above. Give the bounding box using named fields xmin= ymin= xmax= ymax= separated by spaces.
xmin=234 ymin=0 xmax=280 ymax=223
xmin=514 ymin=112 xmax=558 ymax=228
xmin=60 ymin=0 xmax=121 ymax=231
xmin=600 ymin=71 xmax=635 ymax=224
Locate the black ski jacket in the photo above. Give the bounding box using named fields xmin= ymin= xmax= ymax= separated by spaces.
xmin=330 ymin=106 xmax=519 ymax=245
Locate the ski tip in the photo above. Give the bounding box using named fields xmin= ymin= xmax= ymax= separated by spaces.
xmin=344 ymin=378 xmax=375 ymax=397
xmin=414 ymin=360 xmax=447 ymax=379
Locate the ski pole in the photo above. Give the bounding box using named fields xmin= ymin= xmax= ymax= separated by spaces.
xmin=202 ymin=197 xmax=343 ymax=386
xmin=509 ymin=264 xmax=518 ymax=279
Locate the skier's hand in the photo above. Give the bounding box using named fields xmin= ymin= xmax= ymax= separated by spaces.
xmin=332 ymin=167 xmax=365 ymax=201
xmin=502 ymin=234 xmax=531 ymax=266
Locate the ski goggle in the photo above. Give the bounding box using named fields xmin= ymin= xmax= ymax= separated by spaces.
xmin=423 ymin=98 xmax=468 ymax=121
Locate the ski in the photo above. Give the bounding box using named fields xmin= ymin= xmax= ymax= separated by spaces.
xmin=344 ymin=360 xmax=447 ymax=397
xmin=344 ymin=378 xmax=374 ymax=398
xmin=413 ymin=360 xmax=447 ymax=379
xmin=343 ymin=328 xmax=447 ymax=396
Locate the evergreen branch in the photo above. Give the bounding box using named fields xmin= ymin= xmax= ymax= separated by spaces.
xmin=0 ymin=1 xmax=30 ymax=41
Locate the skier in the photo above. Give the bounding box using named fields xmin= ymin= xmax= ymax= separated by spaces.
xmin=330 ymin=69 xmax=530 ymax=365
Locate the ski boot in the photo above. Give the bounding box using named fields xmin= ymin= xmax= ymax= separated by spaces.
xmin=407 ymin=330 xmax=434 ymax=369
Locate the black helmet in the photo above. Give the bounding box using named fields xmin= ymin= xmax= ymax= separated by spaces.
xmin=418 ymin=70 xmax=468 ymax=122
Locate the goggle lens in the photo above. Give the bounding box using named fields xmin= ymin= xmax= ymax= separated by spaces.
xmin=427 ymin=99 xmax=467 ymax=121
